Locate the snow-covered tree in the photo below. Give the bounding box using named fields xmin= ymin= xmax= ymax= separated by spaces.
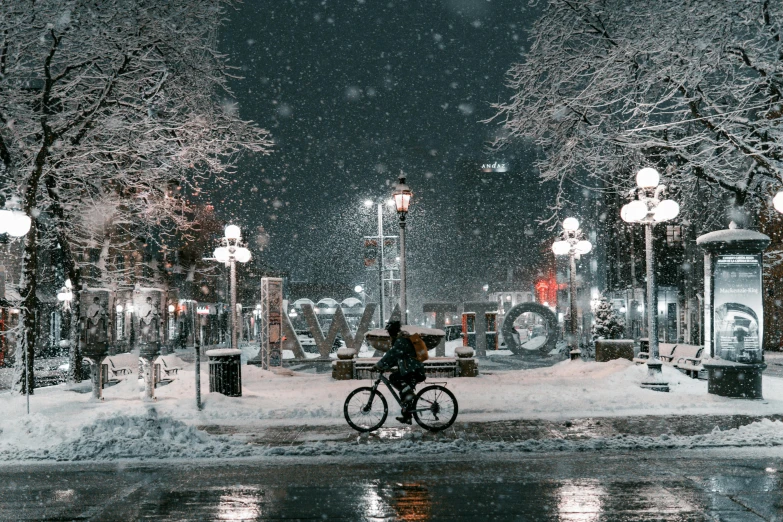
xmin=592 ymin=297 xmax=624 ymax=340
xmin=492 ymin=0 xmax=783 ymax=226
xmin=0 ymin=1 xmax=272 ymax=392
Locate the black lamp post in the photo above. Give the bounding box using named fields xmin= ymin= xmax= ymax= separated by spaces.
xmin=392 ymin=174 xmax=412 ymax=324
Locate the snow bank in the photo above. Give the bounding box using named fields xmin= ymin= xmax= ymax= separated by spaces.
xmin=3 ymin=410 xmax=783 ymax=462
xmin=3 ymin=354 xmax=783 ymax=462
xmin=0 ymin=408 xmax=254 ymax=462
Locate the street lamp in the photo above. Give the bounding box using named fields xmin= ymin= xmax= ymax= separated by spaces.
xmin=213 ymin=224 xmax=251 ymax=350
xmin=392 ymin=173 xmax=412 ymax=324
xmin=774 ymin=191 xmax=783 ymax=214
xmin=551 ymin=218 xmax=592 ymax=360
xmin=2 ymin=201 xmax=32 ymax=413
xmin=0 ymin=207 xmax=32 ymax=237
xmin=621 ymin=167 xmax=679 ymax=392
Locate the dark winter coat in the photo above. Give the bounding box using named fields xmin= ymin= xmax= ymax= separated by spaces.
xmin=376 ymin=335 xmax=425 ymax=380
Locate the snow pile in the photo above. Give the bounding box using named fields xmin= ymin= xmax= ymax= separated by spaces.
xmin=0 ymin=408 xmax=254 ymax=462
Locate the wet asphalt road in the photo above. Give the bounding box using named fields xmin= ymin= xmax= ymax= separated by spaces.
xmin=3 ymin=449 xmax=783 ymax=521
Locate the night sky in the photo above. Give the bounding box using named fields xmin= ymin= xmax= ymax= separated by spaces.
xmin=216 ymin=0 xmax=550 ymax=308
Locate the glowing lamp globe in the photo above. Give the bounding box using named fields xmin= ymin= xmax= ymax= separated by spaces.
xmin=636 ymin=167 xmax=660 ymax=188
xmin=364 ymin=199 xmax=374 ymax=207
xmin=234 ymin=247 xmax=252 ymax=263
xmin=392 ymin=176 xmax=413 ymax=213
xmin=551 ymin=240 xmax=571 ymax=256
xmin=354 ymin=285 xmax=363 ymax=293
xmin=213 ymin=246 xmax=230 ymax=263
xmin=621 ymin=200 xmax=648 ymax=223
xmin=6 ymin=211 xmax=31 ymax=237
xmin=653 ymin=199 xmax=680 ymax=222
xmin=774 ymin=191 xmax=783 ymax=214
xmin=224 ymin=224 xmax=241 ymax=240
xmin=562 ymin=217 xmax=579 ymax=231
xmin=575 ymin=240 xmax=593 ymax=255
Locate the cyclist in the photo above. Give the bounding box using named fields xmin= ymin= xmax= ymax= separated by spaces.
xmin=372 ymin=320 xmax=426 ymax=424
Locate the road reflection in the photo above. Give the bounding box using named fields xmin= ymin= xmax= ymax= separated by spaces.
xmin=361 ymin=482 xmax=433 ymax=521
xmin=213 ymin=486 xmax=264 ymax=521
xmin=556 ymin=479 xmax=605 ymax=521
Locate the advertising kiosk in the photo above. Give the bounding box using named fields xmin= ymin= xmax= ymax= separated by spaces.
xmin=697 ymin=223 xmax=770 ymax=398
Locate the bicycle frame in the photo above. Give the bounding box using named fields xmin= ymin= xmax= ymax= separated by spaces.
xmin=367 ymin=372 xmax=402 ymax=408
xmin=365 ymin=371 xmax=444 ymax=415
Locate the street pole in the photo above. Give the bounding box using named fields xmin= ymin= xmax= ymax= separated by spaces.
xmin=194 ymin=307 xmax=202 ymax=411
xmin=398 ymin=211 xmax=407 ymax=325
xmin=377 ymin=203 xmax=385 ymax=326
xmin=230 ymin=258 xmax=237 ymax=350
xmin=569 ymin=251 xmax=579 ymax=359
xmin=641 ymin=222 xmax=668 ymax=392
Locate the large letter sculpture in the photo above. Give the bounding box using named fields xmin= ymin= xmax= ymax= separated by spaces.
xmin=423 ymin=302 xmax=458 ymax=356
xmin=300 ymin=302 xmax=377 ymax=358
xmin=463 ymin=302 xmax=498 ymax=357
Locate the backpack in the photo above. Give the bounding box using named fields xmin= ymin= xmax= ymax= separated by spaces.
xmin=409 ymin=332 xmax=429 ymax=362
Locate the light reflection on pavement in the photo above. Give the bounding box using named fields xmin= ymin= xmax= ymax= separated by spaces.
xmin=2 ymin=449 xmax=783 ymax=520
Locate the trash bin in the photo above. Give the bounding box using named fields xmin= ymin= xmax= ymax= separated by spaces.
xmin=206 ymin=348 xmax=242 ymax=397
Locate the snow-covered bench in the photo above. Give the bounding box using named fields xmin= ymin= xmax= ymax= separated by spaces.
xmin=633 ymin=343 xmax=677 ymax=365
xmin=670 ymin=344 xmax=704 ymax=378
xmin=101 ymin=354 xmax=135 ymax=386
xmin=353 ymin=358 xmax=458 ymax=380
xmin=154 ymin=355 xmax=184 ymax=383
xmin=633 ymin=343 xmax=704 ymax=379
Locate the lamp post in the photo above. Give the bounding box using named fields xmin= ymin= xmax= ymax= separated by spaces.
xmin=1 ymin=203 xmax=32 ymax=412
xmin=551 ymin=218 xmax=592 ymax=360
xmin=213 ymin=225 xmax=251 ymax=350
xmin=392 ymin=174 xmax=412 ymax=324
xmin=621 ymin=167 xmax=680 ymax=392
xmin=56 ymin=279 xmax=74 ymax=372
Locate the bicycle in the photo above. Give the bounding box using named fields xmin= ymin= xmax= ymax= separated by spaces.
xmin=343 ymin=369 xmax=459 ymax=432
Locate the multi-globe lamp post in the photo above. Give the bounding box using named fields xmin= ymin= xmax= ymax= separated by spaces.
xmin=621 ymin=167 xmax=680 ymax=392
xmin=551 ymin=218 xmax=592 ymax=360
xmin=1 ymin=202 xmax=32 ymax=411
xmin=392 ymin=174 xmax=412 ymax=325
xmin=213 ymin=225 xmax=251 ymax=350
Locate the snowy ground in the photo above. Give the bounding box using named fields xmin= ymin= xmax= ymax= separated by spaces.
xmin=3 ymin=352 xmax=783 ymax=462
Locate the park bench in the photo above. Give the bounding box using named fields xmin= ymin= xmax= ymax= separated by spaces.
xmin=154 ymin=354 xmax=184 ymax=383
xmin=671 ymin=344 xmax=705 ymax=378
xmin=101 ymin=353 xmax=135 ymax=386
xmin=633 ymin=343 xmax=705 ymax=379
xmin=353 ymin=358 xmax=458 ymax=380
xmin=633 ymin=343 xmax=677 ymax=365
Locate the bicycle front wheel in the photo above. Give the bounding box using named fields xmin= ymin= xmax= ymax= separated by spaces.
xmin=412 ymin=385 xmax=458 ymax=432
xmin=344 ymin=387 xmax=388 ymax=432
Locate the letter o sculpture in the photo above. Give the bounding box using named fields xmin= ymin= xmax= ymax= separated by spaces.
xmin=501 ymin=302 xmax=559 ymax=356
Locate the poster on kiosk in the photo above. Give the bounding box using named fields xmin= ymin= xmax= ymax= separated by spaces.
xmin=713 ymin=254 xmax=763 ymax=364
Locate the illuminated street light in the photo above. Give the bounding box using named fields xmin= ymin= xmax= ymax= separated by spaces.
xmin=213 ymin=225 xmax=252 ymax=350
xmin=392 ymin=173 xmax=413 ymax=324
xmin=620 ymin=167 xmax=679 ymax=392
xmin=551 ymin=218 xmax=592 ymax=360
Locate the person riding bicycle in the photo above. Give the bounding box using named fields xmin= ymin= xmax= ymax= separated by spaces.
xmin=372 ymin=320 xmax=426 ymax=424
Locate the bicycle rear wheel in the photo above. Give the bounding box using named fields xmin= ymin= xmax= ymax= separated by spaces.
xmin=412 ymin=385 xmax=458 ymax=432
xmin=344 ymin=387 xmax=388 ymax=432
